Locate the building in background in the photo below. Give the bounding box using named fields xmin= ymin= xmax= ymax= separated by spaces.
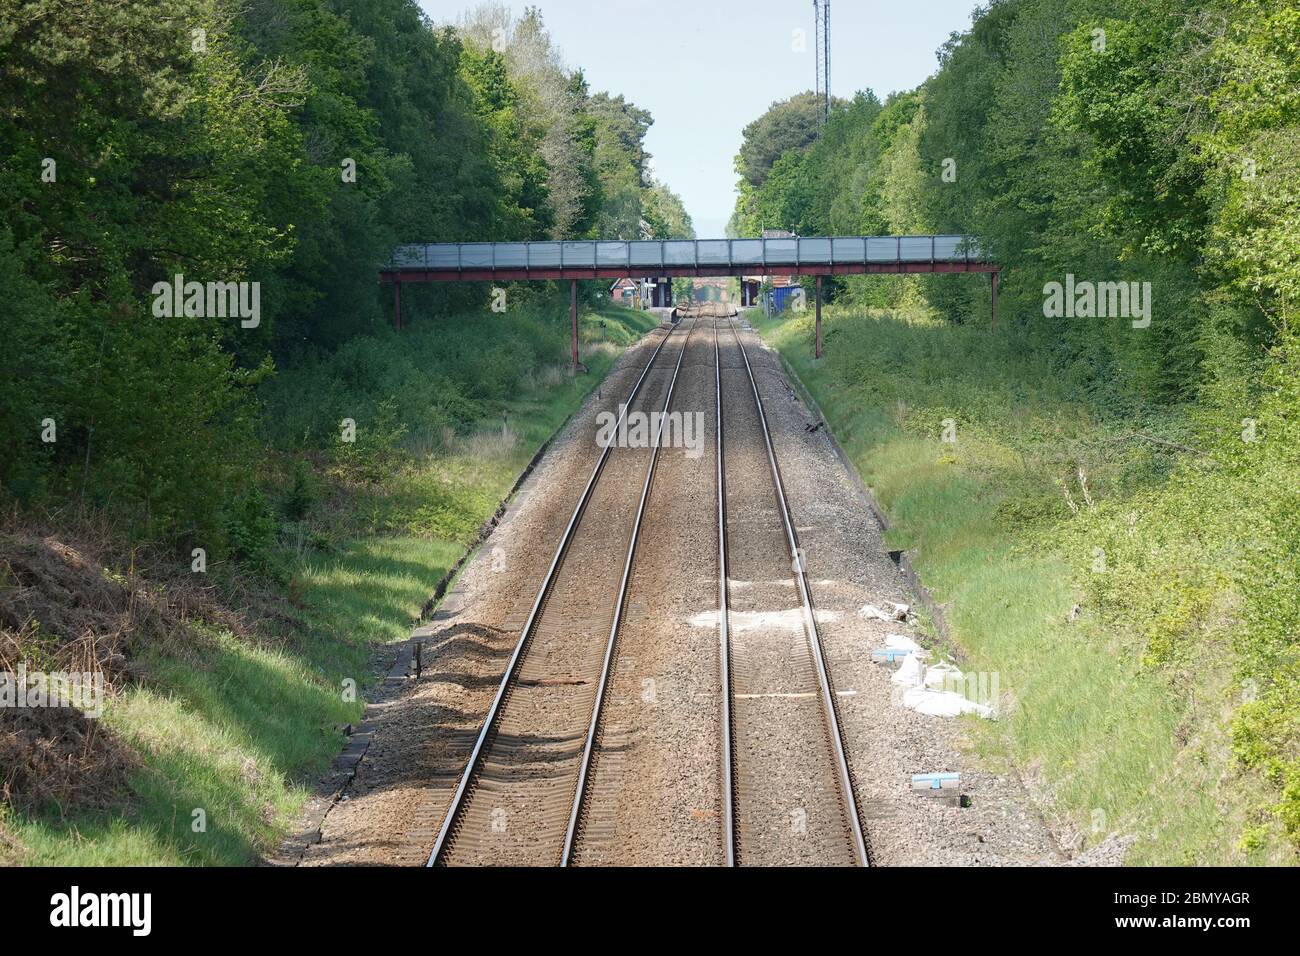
xmin=643 ymin=276 xmax=674 ymax=308
xmin=610 ymin=277 xmax=638 ymax=307
xmin=609 ymin=276 xmax=673 ymax=308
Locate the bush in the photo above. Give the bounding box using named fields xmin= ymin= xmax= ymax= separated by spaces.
xmin=225 ymin=489 xmax=279 ymax=576
xmin=261 ymin=303 xmax=572 ymax=458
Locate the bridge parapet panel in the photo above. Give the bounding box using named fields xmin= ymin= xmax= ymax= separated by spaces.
xmin=495 ymin=243 xmax=526 ymax=268
xmin=899 ymin=236 xmax=933 ymax=261
xmin=732 ymin=239 xmax=763 ymax=265
xmin=665 ymin=240 xmax=696 ymax=266
xmin=765 ymin=238 xmax=798 ymax=266
xmin=596 ymin=242 xmax=628 ymax=267
xmin=697 ymin=240 xmax=729 ymax=265
xmin=799 ymin=237 xmax=832 ymax=263
xmin=562 ymin=241 xmax=595 ymax=267
xmin=866 ymin=237 xmax=897 ymax=262
xmin=429 ymin=244 xmax=459 ymax=269
xmin=462 ymin=243 xmax=493 ymax=268
xmin=629 ymin=241 xmax=664 ymax=269
xmin=832 ymin=237 xmax=865 ymax=262
xmin=933 ymin=235 xmax=961 ymax=260
xmin=529 ymin=242 xmax=561 ymax=268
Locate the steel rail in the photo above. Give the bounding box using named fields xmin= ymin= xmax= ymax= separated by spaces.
xmin=560 ymin=319 xmax=696 ymax=865
xmin=715 ymin=318 xmax=737 ymax=867
xmin=727 ymin=318 xmax=869 ymax=866
xmin=426 ymin=323 xmax=679 ymax=867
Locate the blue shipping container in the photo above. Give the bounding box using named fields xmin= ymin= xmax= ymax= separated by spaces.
xmin=772 ymin=285 xmax=804 ymax=313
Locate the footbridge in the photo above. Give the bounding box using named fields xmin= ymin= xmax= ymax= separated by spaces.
xmin=379 ymin=235 xmax=1000 ymax=364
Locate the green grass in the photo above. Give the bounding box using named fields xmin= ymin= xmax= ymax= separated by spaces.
xmin=755 ymin=304 xmax=1292 ymax=865
xmin=7 ymin=626 xmax=354 ymax=866
xmin=6 ymin=301 xmax=656 ymax=866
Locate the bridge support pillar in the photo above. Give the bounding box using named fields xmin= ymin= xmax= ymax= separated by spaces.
xmin=570 ymin=279 xmax=579 ymax=372
xmin=394 ymin=280 xmax=402 ymax=332
xmin=990 ymin=271 xmax=998 ymax=331
xmin=815 ymin=275 xmax=823 ymax=359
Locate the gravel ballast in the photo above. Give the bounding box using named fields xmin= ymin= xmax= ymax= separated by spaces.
xmin=287 ymin=315 xmax=1067 ymax=867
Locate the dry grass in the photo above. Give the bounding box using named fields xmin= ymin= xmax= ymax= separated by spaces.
xmin=0 ymin=512 xmax=268 ymax=816
xmin=436 ymin=422 xmax=522 ymax=461
xmin=460 ymin=423 xmax=521 ymax=460
xmin=582 ymin=341 xmax=619 ymax=361
xmin=537 ymin=363 xmax=571 ymax=389
xmin=0 ymin=705 xmax=139 ymax=815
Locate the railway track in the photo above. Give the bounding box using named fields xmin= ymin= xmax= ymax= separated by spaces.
xmin=675 ymin=301 xmax=736 ymax=319
xmin=426 ymin=302 xmax=867 ymax=866
xmin=717 ymin=315 xmax=868 ymax=866
xmin=427 ymin=318 xmax=695 ymax=866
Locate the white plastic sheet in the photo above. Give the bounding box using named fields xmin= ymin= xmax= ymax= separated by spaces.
xmin=888 ymin=651 xmax=995 ymax=720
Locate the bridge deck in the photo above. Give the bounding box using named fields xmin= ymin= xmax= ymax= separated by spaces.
xmin=379 ymin=235 xmax=996 ymax=282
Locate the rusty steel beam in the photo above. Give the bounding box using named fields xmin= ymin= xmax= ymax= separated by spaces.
xmin=570 ymin=279 xmax=579 ymax=371
xmin=815 ymin=275 xmax=823 ymax=359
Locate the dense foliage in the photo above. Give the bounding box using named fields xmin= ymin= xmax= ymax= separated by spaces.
xmin=0 ymin=0 xmax=691 ymax=545
xmin=734 ymin=0 xmax=1299 ymax=849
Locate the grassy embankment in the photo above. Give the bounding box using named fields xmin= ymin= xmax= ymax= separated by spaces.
xmin=754 ymin=304 xmax=1293 ymax=865
xmin=1 ymin=302 xmax=656 ymax=865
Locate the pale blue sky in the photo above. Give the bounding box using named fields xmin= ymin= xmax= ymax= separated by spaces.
xmin=420 ymin=1 xmax=982 ymax=237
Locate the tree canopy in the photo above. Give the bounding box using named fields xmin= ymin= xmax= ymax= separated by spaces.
xmin=730 ymin=0 xmax=1300 ymax=849
xmin=0 ymin=0 xmax=693 ymax=542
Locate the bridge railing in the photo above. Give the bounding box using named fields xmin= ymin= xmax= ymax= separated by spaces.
xmin=385 ymin=235 xmax=988 ymax=271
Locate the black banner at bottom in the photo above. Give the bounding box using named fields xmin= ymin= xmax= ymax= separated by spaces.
xmin=0 ymin=864 xmax=1289 ymax=942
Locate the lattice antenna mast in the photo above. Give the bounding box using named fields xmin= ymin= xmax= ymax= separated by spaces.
xmin=813 ymin=0 xmax=825 ymax=119
xmin=819 ymin=1 xmax=830 ymax=122
xmin=812 ymin=1 xmax=831 ymax=123
xmin=823 ymin=1 xmax=830 ymax=121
